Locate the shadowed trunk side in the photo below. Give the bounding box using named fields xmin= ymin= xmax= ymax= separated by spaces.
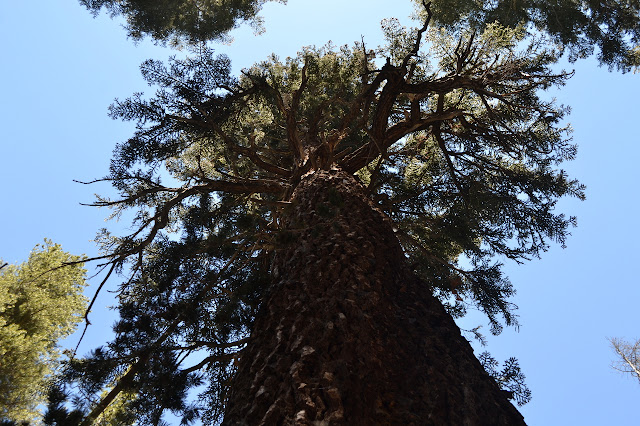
xmin=223 ymin=169 xmax=525 ymax=425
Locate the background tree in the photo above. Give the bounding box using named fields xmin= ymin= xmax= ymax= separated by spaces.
xmin=609 ymin=337 xmax=640 ymax=383
xmin=79 ymin=0 xmax=284 ymax=45
xmin=427 ymin=0 xmax=640 ymax=72
xmin=0 ymin=241 xmax=87 ymax=424
xmin=81 ymin=0 xmax=640 ymax=71
xmin=48 ymin=3 xmax=587 ymax=420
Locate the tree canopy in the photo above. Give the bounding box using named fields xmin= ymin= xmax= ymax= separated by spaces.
xmin=427 ymin=0 xmax=640 ymax=72
xmin=79 ymin=0 xmax=284 ymax=44
xmin=0 ymin=241 xmax=87 ymax=423
xmin=47 ymin=5 xmax=589 ymax=420
xmin=81 ymin=0 xmax=640 ymax=70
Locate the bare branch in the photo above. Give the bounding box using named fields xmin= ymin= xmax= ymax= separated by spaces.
xmin=401 ymin=1 xmax=432 ymax=69
xmin=610 ymin=338 xmax=640 ymax=382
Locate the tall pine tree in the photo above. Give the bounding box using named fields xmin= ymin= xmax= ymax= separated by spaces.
xmin=50 ymin=0 xmax=640 ymax=423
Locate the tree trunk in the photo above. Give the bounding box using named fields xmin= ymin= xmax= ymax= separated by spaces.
xmin=223 ymin=169 xmax=525 ymax=425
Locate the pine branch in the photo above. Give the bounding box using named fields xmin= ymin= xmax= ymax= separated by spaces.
xmin=79 ymin=246 xmax=247 ymax=424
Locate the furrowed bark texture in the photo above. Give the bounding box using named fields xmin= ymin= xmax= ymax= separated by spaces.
xmin=223 ymin=169 xmax=525 ymax=425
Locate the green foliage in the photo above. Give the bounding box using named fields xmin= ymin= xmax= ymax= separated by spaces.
xmin=43 ymin=385 xmax=85 ymax=425
xmin=479 ymin=351 xmax=532 ymax=406
xmin=80 ymin=0 xmax=640 ymax=70
xmin=424 ymin=0 xmax=640 ymax=71
xmin=79 ymin=0 xmax=285 ymax=45
xmin=0 ymin=241 xmax=87 ymax=423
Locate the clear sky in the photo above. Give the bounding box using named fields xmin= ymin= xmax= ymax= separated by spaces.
xmin=1 ymin=1 xmax=639 ymax=424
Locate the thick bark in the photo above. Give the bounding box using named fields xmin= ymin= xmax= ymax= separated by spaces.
xmin=223 ymin=169 xmax=525 ymax=425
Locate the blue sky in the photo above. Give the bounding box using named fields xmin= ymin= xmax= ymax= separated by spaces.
xmin=1 ymin=1 xmax=639 ymax=424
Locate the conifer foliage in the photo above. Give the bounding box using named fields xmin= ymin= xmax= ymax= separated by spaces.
xmin=50 ymin=3 xmax=589 ymax=420
xmin=427 ymin=0 xmax=640 ymax=72
xmin=0 ymin=242 xmax=87 ymax=423
xmin=81 ymin=0 xmax=640 ymax=71
xmin=80 ymin=0 xmax=283 ymax=44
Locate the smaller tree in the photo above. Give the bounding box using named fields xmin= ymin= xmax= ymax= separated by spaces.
xmin=0 ymin=241 xmax=88 ymax=423
xmin=610 ymin=337 xmax=640 ymax=382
